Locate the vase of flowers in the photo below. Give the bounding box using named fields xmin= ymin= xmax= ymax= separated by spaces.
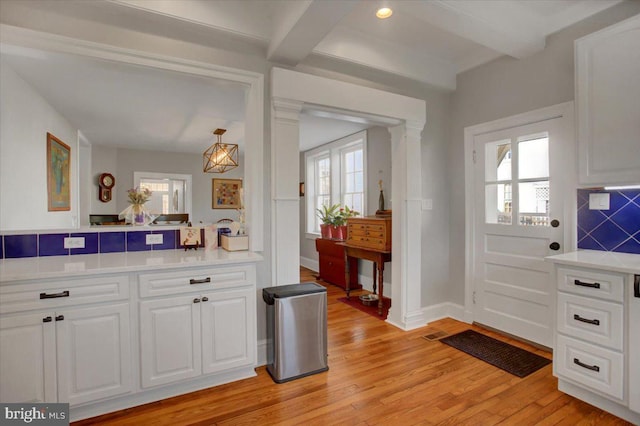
xmin=119 ymin=187 xmax=152 ymax=225
xmin=331 ymin=205 xmax=359 ymax=240
xmin=316 ymin=204 xmax=339 ymax=239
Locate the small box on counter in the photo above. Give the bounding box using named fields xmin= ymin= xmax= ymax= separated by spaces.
xmin=221 ymin=234 xmax=249 ymax=251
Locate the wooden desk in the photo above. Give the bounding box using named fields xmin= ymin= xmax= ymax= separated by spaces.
xmin=340 ymin=243 xmax=391 ymax=316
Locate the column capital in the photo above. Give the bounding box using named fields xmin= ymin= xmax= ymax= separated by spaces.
xmin=272 ymin=98 xmax=304 ymax=121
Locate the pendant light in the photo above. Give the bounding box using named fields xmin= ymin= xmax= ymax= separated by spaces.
xmin=203 ymin=128 xmax=238 ymax=173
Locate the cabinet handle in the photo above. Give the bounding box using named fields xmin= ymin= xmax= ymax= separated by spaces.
xmin=190 ymin=277 xmax=211 ymax=285
xmin=55 ymin=315 xmax=64 ymax=321
xmin=574 ymin=279 xmax=600 ymax=289
xmin=43 ymin=316 xmax=52 ymax=323
xmin=202 ymin=297 xmax=209 ymax=302
xmin=573 ymin=358 xmax=600 ymax=372
xmin=193 ymin=298 xmax=201 ymax=303
xmin=573 ymin=314 xmax=600 ymax=326
xmin=40 ymin=290 xmax=70 ymax=299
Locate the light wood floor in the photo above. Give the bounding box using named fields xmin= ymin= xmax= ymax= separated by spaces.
xmin=74 ymin=267 xmax=631 ymax=425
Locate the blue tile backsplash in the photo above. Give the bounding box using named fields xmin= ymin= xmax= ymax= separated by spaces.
xmin=577 ymin=189 xmax=640 ymax=255
xmin=0 ymin=229 xmax=181 ymax=259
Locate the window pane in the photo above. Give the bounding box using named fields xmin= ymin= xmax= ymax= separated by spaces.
xmin=345 ymin=152 xmax=354 ymax=173
xmin=355 ymin=173 xmax=363 ymax=192
xmin=519 ymin=136 xmax=549 ymax=179
xmin=354 ymin=149 xmax=363 ymax=171
xmin=519 ymin=181 xmax=549 ymax=226
xmin=345 ymin=174 xmax=354 ymax=193
xmin=485 ymin=140 xmax=511 ymax=182
xmin=485 ymin=183 xmax=512 ymax=224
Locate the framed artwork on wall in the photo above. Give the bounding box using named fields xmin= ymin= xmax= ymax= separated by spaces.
xmin=212 ymin=178 xmax=242 ymax=209
xmin=46 ymin=132 xmax=71 ymax=211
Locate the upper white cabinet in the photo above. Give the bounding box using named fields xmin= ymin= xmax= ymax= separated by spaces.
xmin=576 ymin=14 xmax=640 ymax=186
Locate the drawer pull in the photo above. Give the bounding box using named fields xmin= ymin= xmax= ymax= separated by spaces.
xmin=573 ymin=358 xmax=600 ymax=372
xmin=574 ymin=279 xmax=600 ymax=289
xmin=193 ymin=298 xmax=201 ymax=303
xmin=42 ymin=316 xmax=52 ymax=323
xmin=55 ymin=315 xmax=64 ymax=321
xmin=40 ymin=290 xmax=70 ymax=299
xmin=202 ymin=297 xmax=209 ymax=302
xmin=573 ymin=314 xmax=600 ymax=326
xmin=190 ymin=277 xmax=211 ymax=285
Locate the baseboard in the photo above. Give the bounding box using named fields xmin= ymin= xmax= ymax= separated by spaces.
xmin=300 ymin=256 xmax=318 ymax=273
xmin=422 ymin=302 xmax=466 ymax=323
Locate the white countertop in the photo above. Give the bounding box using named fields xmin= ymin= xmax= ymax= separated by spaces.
xmin=546 ymin=250 xmax=640 ymax=274
xmin=0 ymin=249 xmax=264 ymax=282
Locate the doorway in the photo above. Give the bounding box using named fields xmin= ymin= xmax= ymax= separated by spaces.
xmin=464 ymin=102 xmax=575 ymax=347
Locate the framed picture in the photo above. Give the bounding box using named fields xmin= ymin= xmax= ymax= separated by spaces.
xmin=212 ymin=178 xmax=242 ymax=209
xmin=46 ymin=132 xmax=71 ymax=211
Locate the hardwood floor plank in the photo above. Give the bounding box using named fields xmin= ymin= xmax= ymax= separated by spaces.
xmin=73 ymin=267 xmax=632 ymax=426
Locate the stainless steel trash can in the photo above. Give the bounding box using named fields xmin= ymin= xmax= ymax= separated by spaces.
xmin=262 ymin=282 xmax=328 ymax=383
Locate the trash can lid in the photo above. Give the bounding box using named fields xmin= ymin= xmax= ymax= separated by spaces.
xmin=262 ymin=282 xmax=326 ymax=304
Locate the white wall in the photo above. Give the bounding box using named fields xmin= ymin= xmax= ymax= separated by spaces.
xmin=0 ymin=61 xmax=78 ymax=231
xmin=448 ymin=2 xmax=640 ymax=305
xmin=91 ymin=145 xmax=245 ymax=225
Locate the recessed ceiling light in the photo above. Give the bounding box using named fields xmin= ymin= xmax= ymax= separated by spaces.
xmin=376 ymin=7 xmax=393 ymax=19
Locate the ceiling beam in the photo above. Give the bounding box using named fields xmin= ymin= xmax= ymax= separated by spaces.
xmin=267 ymin=0 xmax=358 ymax=65
xmin=395 ymin=0 xmax=546 ymax=59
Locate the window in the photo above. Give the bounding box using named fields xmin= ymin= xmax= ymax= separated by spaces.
xmin=134 ymin=172 xmax=192 ymax=218
xmin=305 ymin=131 xmax=367 ymax=235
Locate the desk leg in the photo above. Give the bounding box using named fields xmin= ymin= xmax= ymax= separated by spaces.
xmin=344 ymin=253 xmax=351 ymax=299
xmin=372 ymin=263 xmax=377 ymax=295
xmin=377 ymin=260 xmax=384 ymax=316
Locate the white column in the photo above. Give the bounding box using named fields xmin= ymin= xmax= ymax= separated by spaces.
xmin=388 ymin=122 xmax=424 ymax=330
xmin=271 ymin=98 xmax=304 ymax=286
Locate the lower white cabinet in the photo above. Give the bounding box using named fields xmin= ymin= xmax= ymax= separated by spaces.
xmin=0 ymin=303 xmax=132 ymax=405
xmin=140 ymin=288 xmax=254 ymax=388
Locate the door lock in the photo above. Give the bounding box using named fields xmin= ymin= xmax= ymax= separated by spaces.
xmin=549 ymin=242 xmax=561 ymax=251
xmin=550 ymin=219 xmax=560 ymax=228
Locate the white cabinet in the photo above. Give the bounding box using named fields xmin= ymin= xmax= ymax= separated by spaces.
xmin=576 ymin=14 xmax=640 ymax=186
xmin=0 ymin=277 xmax=133 ymax=406
xmin=551 ymin=263 xmax=640 ymax=424
xmin=139 ymin=265 xmax=256 ymax=389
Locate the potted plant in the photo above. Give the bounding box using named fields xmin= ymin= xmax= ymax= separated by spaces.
xmin=316 ymin=204 xmax=339 ymax=239
xmin=331 ymin=205 xmax=359 ymax=240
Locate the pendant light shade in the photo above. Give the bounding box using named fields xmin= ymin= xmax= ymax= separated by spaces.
xmin=203 ymin=128 xmax=238 ymax=173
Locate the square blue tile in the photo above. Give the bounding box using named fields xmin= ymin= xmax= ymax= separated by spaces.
xmin=151 ymin=230 xmax=176 ymax=250
xmin=589 ymin=220 xmax=630 ymax=251
xmin=577 ymin=206 xmax=607 ymax=233
xmin=39 ymin=233 xmax=69 ymax=257
xmin=577 ymin=189 xmax=590 ymax=209
xmin=610 ymin=202 xmax=640 ymax=236
xmin=127 ymin=231 xmax=151 ymax=252
xmin=100 ymin=232 xmax=126 ymax=253
xmin=70 ymin=232 xmax=99 ymax=255
xmin=613 ymin=237 xmax=640 ymax=255
xmin=577 ymin=235 xmax=607 ymax=251
xmin=603 ymin=191 xmax=633 ymax=217
xmin=4 ymin=234 xmax=38 ymax=258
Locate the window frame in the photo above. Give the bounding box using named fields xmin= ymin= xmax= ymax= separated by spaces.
xmin=133 ymin=171 xmax=193 ymax=218
xmin=304 ymin=131 xmax=367 ymax=238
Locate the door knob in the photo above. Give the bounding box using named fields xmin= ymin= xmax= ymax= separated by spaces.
xmin=550 ymin=219 xmax=560 ymax=228
xmin=549 ymin=242 xmax=561 ymax=251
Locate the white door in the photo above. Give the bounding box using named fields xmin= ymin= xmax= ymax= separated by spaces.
xmin=56 ymin=303 xmax=132 ymax=405
xmin=0 ymin=312 xmax=57 ymax=403
xmin=140 ymin=296 xmax=201 ymax=388
xmin=201 ymin=289 xmax=254 ymax=375
xmin=473 ymin=117 xmax=568 ymax=347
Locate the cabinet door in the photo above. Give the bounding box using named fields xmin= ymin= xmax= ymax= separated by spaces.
xmin=56 ymin=303 xmax=132 ymax=405
xmin=0 ymin=312 xmax=56 ymax=403
xmin=140 ymin=296 xmax=202 ymax=388
xmin=576 ymin=14 xmax=640 ymax=185
xmin=201 ymin=288 xmax=255 ymax=375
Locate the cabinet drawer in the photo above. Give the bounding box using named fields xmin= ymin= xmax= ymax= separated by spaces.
xmin=557 ymin=292 xmax=623 ymax=350
xmin=0 ymin=275 xmax=129 ymax=314
xmin=557 ymin=266 xmax=624 ymax=302
xmin=139 ymin=264 xmax=255 ymax=298
xmin=555 ymin=335 xmax=623 ymax=400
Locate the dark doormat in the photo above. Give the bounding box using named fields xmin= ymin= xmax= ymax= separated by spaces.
xmin=440 ymin=329 xmax=551 ymax=378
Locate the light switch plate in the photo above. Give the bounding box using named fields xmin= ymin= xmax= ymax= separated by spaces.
xmin=146 ymin=234 xmax=164 ymax=245
xmin=589 ymin=193 xmax=610 ymax=210
xmin=64 ymin=237 xmax=85 ymax=249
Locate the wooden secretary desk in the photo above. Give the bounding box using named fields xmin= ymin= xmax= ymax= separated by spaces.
xmin=342 ymin=216 xmax=392 ymax=316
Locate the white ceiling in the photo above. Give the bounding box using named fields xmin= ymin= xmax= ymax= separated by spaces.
xmin=0 ymin=0 xmax=625 ymax=153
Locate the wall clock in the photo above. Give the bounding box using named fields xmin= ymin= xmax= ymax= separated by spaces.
xmin=98 ymin=173 xmax=115 ymax=202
